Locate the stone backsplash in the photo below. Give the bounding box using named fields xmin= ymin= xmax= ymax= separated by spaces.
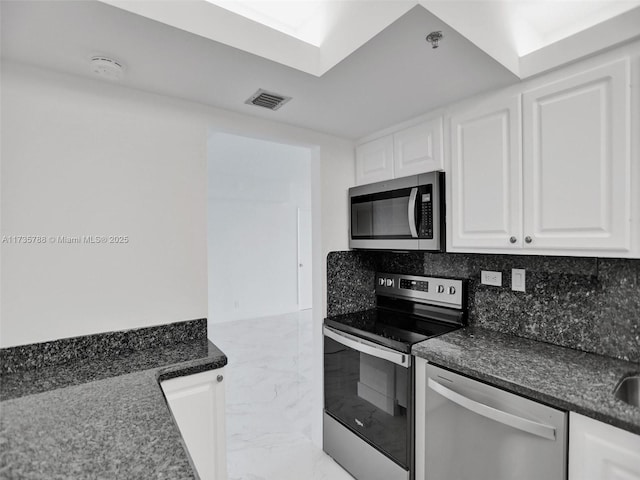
xmin=327 ymin=251 xmax=640 ymax=363
xmin=327 ymin=251 xmax=377 ymax=316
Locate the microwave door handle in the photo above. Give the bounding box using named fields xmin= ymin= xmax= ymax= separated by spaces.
xmin=408 ymin=187 xmax=419 ymax=238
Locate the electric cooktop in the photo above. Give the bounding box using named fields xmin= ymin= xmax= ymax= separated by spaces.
xmin=325 ymin=273 xmax=467 ymax=354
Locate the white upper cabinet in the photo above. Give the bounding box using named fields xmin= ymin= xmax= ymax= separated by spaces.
xmin=569 ymin=413 xmax=640 ymax=480
xmin=523 ymin=58 xmax=631 ymax=253
xmin=355 ymin=135 xmax=394 ymax=185
xmin=355 ymin=118 xmax=443 ymax=185
xmin=448 ymin=94 xmax=522 ymax=250
xmin=393 ymin=118 xmax=444 ymax=178
xmin=447 ymin=56 xmax=633 ymax=256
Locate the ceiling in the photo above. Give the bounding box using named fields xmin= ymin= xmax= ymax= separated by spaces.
xmin=100 ymin=0 xmax=640 ymax=77
xmin=2 ymin=1 xmax=639 ymax=140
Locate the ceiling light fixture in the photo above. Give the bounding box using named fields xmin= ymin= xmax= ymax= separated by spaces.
xmin=426 ymin=31 xmax=443 ymax=49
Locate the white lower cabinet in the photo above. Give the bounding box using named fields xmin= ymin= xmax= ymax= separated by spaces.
xmin=569 ymin=412 xmax=640 ymax=480
xmin=161 ymin=368 xmax=228 ymax=480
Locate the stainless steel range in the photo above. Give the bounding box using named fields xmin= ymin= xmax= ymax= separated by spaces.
xmin=323 ymin=273 xmax=466 ymax=480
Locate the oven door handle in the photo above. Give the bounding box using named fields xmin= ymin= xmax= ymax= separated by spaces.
xmin=323 ymin=326 xmax=409 ymax=368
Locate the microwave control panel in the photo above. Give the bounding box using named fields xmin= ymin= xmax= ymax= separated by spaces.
xmin=419 ymin=186 xmax=433 ymax=239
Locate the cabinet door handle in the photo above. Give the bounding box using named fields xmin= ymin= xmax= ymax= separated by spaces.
xmin=525 ymin=236 xmax=532 ymax=244
xmin=509 ymin=236 xmax=517 ymax=244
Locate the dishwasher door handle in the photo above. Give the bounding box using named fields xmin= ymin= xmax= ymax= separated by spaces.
xmin=427 ymin=378 xmax=556 ymax=440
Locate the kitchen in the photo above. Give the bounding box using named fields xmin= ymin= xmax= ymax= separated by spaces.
xmin=1 ymin=1 xmax=639 ymax=480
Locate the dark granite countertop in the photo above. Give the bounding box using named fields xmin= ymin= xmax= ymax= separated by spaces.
xmin=0 ymin=338 xmax=227 ymax=479
xmin=412 ymin=327 xmax=640 ymax=435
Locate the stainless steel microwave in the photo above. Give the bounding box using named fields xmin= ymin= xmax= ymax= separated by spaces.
xmin=349 ymin=172 xmax=445 ymax=251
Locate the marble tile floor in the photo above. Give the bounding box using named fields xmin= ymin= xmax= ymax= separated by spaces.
xmin=209 ymin=310 xmax=354 ymax=480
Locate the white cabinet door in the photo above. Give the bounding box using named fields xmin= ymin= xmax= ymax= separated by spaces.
xmin=523 ymin=59 xmax=631 ymax=252
xmin=355 ymin=135 xmax=394 ymax=185
xmin=393 ymin=118 xmax=443 ymax=177
xmin=161 ymin=368 xmax=228 ymax=480
xmin=448 ymin=94 xmax=522 ymax=250
xmin=569 ymin=412 xmax=640 ymax=480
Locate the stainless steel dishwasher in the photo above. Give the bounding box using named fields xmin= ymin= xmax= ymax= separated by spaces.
xmin=415 ymin=360 xmax=567 ymax=480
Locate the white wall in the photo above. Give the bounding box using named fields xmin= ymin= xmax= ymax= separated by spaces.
xmin=206 ymin=132 xmax=311 ymax=323
xmin=0 ymin=61 xmax=355 ymax=349
xmin=1 ymin=63 xmax=208 ymax=347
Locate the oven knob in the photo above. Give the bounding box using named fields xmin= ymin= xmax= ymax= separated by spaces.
xmin=437 ymin=285 xmax=445 ymax=293
xmin=448 ymin=286 xmax=456 ymax=295
xmin=386 ymin=278 xmax=394 ymax=287
xmin=378 ymin=278 xmax=385 ymax=286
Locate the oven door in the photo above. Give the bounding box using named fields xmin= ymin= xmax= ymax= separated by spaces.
xmin=323 ymin=325 xmax=412 ymax=470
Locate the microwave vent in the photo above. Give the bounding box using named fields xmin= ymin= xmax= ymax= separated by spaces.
xmin=245 ymin=89 xmax=292 ymax=111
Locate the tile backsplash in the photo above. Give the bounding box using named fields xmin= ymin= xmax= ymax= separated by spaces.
xmin=327 ymin=251 xmax=640 ymax=363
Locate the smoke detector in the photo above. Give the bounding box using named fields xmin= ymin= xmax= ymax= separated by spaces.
xmin=245 ymin=89 xmax=292 ymax=111
xmin=90 ymin=56 xmax=124 ymax=81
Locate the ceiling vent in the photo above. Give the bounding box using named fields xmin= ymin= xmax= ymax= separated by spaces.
xmin=245 ymin=89 xmax=292 ymax=111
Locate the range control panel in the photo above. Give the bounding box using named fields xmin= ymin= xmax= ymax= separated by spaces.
xmin=375 ymin=273 xmax=463 ymax=309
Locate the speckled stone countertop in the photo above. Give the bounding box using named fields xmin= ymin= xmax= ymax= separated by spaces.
xmin=412 ymin=327 xmax=640 ymax=435
xmin=0 ymin=338 xmax=227 ymax=479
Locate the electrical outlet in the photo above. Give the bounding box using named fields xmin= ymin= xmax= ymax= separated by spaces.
xmin=481 ymin=270 xmax=502 ymax=287
xmin=512 ymin=269 xmax=526 ymax=292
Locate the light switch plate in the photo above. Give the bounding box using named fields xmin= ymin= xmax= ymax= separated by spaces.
xmin=481 ymin=270 xmax=502 ymax=287
xmin=512 ymin=269 xmax=526 ymax=292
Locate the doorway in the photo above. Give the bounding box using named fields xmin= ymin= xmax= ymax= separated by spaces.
xmin=206 ymin=132 xmax=335 ymax=477
xmin=206 ymin=131 xmax=313 ymax=324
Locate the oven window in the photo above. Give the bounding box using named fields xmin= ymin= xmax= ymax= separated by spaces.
xmin=324 ymin=334 xmax=410 ymax=468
